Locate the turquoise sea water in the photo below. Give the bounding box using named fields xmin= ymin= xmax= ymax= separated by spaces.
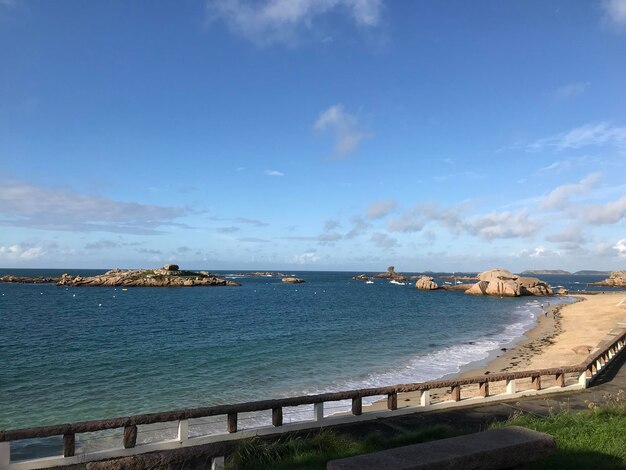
xmin=0 ymin=270 xmax=609 ymax=440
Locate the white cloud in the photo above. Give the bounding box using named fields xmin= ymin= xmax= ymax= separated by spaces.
xmin=615 ymin=239 xmax=626 ymax=256
xmin=365 ymin=199 xmax=397 ymax=219
xmin=265 ymin=169 xmax=284 ymax=177
xmin=555 ymin=82 xmax=590 ymax=100
xmin=0 ymin=244 xmax=46 ymax=260
xmin=0 ymin=179 xmax=186 ymax=234
xmin=466 ymin=211 xmax=539 ymax=239
xmin=217 ymin=226 xmax=240 ymax=233
xmin=585 ymin=195 xmax=626 ymax=224
xmin=529 ymin=246 xmax=545 ymax=258
xmin=207 ymin=0 xmax=383 ymax=46
xmin=540 ymin=172 xmax=602 ymax=210
xmin=387 ymin=209 xmax=428 ymax=233
xmin=85 ymin=239 xmax=119 ymax=250
xmin=324 ymin=219 xmax=340 ymax=230
xmin=344 ymin=215 xmax=371 ymax=239
xmin=546 ymin=226 xmax=585 ymax=245
xmin=603 ymin=0 xmax=626 ymax=26
xmin=370 ymin=232 xmax=397 ymax=248
xmin=291 ymin=251 xmax=320 ymax=264
xmin=318 ymin=231 xmax=342 ymax=244
xmin=314 ymin=104 xmax=368 ymax=156
xmin=528 ymin=122 xmax=626 ymax=152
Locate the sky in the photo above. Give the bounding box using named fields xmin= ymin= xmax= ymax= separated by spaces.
xmin=1 ymin=0 xmax=626 ymax=272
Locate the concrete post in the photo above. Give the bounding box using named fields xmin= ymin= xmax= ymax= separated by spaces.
xmin=420 ymin=390 xmax=431 ymax=406
xmin=579 ymin=371 xmax=588 ymax=388
xmin=314 ymin=403 xmax=324 ymax=422
xmin=0 ymin=441 xmax=10 ymax=467
xmin=506 ymin=378 xmax=516 ymax=394
xmin=177 ymin=419 xmax=189 ymax=443
xmin=211 ymin=456 xmax=225 ymax=470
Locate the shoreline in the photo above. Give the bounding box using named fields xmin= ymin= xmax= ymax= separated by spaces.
xmin=366 ymin=291 xmax=626 ymax=412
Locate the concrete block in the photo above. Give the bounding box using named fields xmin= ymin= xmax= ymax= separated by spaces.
xmin=327 ymin=426 xmax=556 ymax=470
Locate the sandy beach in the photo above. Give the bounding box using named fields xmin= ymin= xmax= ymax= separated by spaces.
xmin=367 ymin=291 xmax=626 ymax=411
xmin=473 ymin=292 xmax=626 ymax=374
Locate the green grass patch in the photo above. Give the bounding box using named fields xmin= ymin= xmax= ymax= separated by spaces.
xmin=225 ymin=424 xmax=460 ymax=470
xmin=493 ymin=401 xmax=626 ymax=469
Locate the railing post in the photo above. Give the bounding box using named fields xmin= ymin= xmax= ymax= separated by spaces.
xmin=387 ymin=392 xmax=398 ymax=410
xmin=420 ymin=390 xmax=431 ymax=406
xmin=211 ymin=456 xmax=225 ymax=470
xmin=532 ymin=375 xmax=541 ymax=391
xmin=352 ymin=397 xmax=362 ymax=416
xmin=555 ymin=373 xmax=565 ymax=387
xmin=272 ymin=407 xmax=283 ymax=427
xmin=0 ymin=441 xmax=10 ymax=467
xmin=123 ymin=425 xmax=137 ymax=449
xmin=451 ymin=385 xmax=461 ymax=402
xmin=177 ymin=419 xmax=189 ymax=443
xmin=479 ymin=381 xmax=489 ymax=398
xmin=314 ymin=402 xmax=324 ymax=421
xmin=63 ymin=433 xmax=75 ymax=457
xmin=506 ymin=378 xmax=516 ymax=394
xmin=579 ymin=370 xmax=589 ymax=387
xmin=227 ymin=413 xmax=237 ymax=433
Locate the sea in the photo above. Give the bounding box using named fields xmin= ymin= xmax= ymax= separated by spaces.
xmin=0 ymin=269 xmax=615 ymax=459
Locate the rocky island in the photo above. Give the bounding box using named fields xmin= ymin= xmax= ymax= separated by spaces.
xmin=0 ymin=275 xmax=60 ymax=284
xmin=1 ymin=264 xmax=240 ymax=287
xmin=230 ymin=272 xmax=286 ymax=277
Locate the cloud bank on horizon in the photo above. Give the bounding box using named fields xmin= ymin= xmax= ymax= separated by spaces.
xmin=1 ymin=1 xmax=625 ymax=272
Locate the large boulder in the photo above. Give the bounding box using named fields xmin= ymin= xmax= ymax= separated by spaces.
xmin=478 ymin=269 xmax=518 ymax=283
xmin=465 ymin=281 xmax=489 ymax=295
xmin=465 ymin=269 xmax=553 ymax=297
xmin=516 ymin=276 xmax=553 ymax=296
xmin=595 ymin=271 xmax=626 ymax=287
xmin=163 ymin=264 xmax=179 ymax=271
xmin=415 ymin=276 xmax=439 ymax=290
xmin=485 ymin=279 xmax=520 ymax=297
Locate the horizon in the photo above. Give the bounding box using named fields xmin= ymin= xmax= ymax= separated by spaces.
xmin=0 ymin=265 xmax=614 ymax=274
xmin=2 ymin=1 xmax=626 ymax=272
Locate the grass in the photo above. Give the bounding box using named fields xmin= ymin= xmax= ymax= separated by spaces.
xmin=224 ymin=395 xmax=626 ymax=469
xmin=224 ymin=424 xmax=461 ymax=470
xmin=492 ymin=397 xmax=626 ymax=469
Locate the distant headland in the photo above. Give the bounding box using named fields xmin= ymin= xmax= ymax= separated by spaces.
xmin=520 ymin=269 xmax=611 ymax=276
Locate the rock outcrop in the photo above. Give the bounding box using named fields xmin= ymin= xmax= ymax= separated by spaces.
xmin=55 ymin=265 xmax=239 ymax=287
xmin=465 ymin=281 xmax=489 ymax=295
xmin=352 ymin=274 xmax=370 ymax=281
xmin=372 ymin=266 xmax=408 ymax=282
xmin=282 ymin=277 xmax=305 ymax=284
xmin=595 ymin=271 xmax=626 ymax=287
xmin=0 ymin=275 xmax=60 ymax=284
xmin=465 ymin=269 xmax=553 ymax=297
xmin=415 ymin=276 xmax=439 ymax=290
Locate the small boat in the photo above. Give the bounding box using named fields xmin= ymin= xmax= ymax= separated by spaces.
xmin=121 ymin=288 xmax=128 ymax=291
xmin=389 ymin=280 xmax=407 ymax=286
xmin=365 ymin=280 xmax=374 ymax=284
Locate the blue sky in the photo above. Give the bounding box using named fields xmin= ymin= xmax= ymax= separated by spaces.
xmin=1 ymin=0 xmax=626 ymax=272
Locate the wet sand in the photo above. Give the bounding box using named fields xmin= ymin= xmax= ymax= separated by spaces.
xmin=367 ymin=292 xmax=626 ymax=411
